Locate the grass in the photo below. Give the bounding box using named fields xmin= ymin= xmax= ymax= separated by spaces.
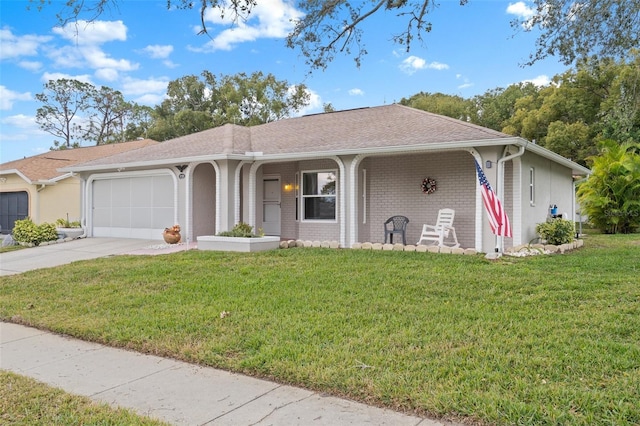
xmin=0 ymin=371 xmax=169 ymax=425
xmin=1 ymin=233 xmax=639 ymax=425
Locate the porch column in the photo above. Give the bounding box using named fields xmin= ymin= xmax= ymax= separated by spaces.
xmin=346 ymin=154 xmax=366 ymax=248
xmin=213 ymin=160 xmax=240 ymax=232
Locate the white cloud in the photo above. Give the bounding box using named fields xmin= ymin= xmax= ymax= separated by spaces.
xmin=456 ymin=74 xmax=474 ymax=90
xmin=47 ymin=20 xmax=138 ymax=81
xmin=120 ymin=76 xmax=170 ymax=99
xmin=348 ymin=88 xmax=364 ymax=96
xmin=81 ymin=47 xmax=138 ymax=71
xmin=506 ymin=2 xmax=535 ymax=19
xmin=1 ymin=114 xmax=37 ymax=129
xmin=0 ymin=86 xmax=31 ymax=110
xmin=295 ymin=87 xmax=322 ymax=116
xmin=18 ymin=60 xmax=43 ymax=71
xmin=195 ymin=0 xmax=304 ymax=51
xmin=142 ymin=45 xmax=174 ymax=59
xmin=52 ymin=20 xmax=127 ymax=45
xmin=399 ymin=56 xmax=449 ymax=75
xmin=95 ymin=68 xmax=119 ymax=81
xmin=41 ymin=72 xmax=94 ymax=84
xmin=522 ymin=74 xmax=551 ymax=87
xmin=0 ymin=28 xmax=52 ymax=60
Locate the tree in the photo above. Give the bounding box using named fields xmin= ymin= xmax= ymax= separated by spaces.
xmin=35 ymin=79 xmax=139 ymax=148
xmin=32 ymin=0 xmax=640 ymax=70
xmin=148 ymin=71 xmax=310 ymax=140
xmin=512 ymin=0 xmax=640 ymax=66
xmin=85 ymin=86 xmax=135 ymax=145
xmin=577 ymin=140 xmax=640 ymax=234
xmin=400 ymin=92 xmax=471 ymax=121
xmin=35 ymin=79 xmax=94 ymax=149
xmin=470 ymin=83 xmax=540 ymax=131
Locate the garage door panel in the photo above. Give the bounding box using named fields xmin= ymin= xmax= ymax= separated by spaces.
xmin=93 ymin=208 xmax=111 ymax=227
xmin=111 ymin=179 xmax=131 ymax=207
xmin=152 ymin=176 xmax=174 ymax=208
xmin=152 ymin=207 xmax=173 ymax=228
xmin=131 ymin=177 xmax=153 ymax=207
xmin=92 ymin=174 xmax=175 ymax=240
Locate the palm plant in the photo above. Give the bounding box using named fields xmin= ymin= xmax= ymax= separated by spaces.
xmin=577 ymin=140 xmax=640 ymax=233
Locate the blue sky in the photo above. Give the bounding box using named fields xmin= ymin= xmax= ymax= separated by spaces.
xmin=0 ymin=0 xmax=568 ymax=163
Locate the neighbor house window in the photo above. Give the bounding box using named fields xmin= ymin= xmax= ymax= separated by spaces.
xmin=529 ymin=167 xmax=535 ymax=206
xmin=302 ymin=170 xmax=336 ymax=220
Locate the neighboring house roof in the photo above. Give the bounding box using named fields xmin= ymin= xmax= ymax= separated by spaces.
xmin=1 ymin=139 xmax=159 ymax=184
xmin=62 ymin=104 xmax=591 ymax=175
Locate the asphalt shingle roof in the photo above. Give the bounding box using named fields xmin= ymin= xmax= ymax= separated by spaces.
xmin=0 ymin=139 xmax=159 ymax=182
xmin=64 ymin=104 xmax=514 ymax=170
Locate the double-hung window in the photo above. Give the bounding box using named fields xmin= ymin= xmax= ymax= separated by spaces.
xmin=302 ymin=170 xmax=336 ymax=220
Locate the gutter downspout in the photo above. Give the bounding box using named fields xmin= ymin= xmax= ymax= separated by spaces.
xmin=496 ymin=142 xmax=527 ymax=253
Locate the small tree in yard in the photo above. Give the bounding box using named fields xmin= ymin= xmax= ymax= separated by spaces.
xmin=577 ymin=140 xmax=640 ymax=234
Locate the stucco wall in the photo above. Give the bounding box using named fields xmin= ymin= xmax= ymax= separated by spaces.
xmin=192 ymin=163 xmax=216 ymax=238
xmin=38 ymin=177 xmax=82 ymax=224
xmin=519 ymin=151 xmax=575 ymax=242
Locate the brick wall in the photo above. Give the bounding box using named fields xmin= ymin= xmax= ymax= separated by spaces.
xmin=362 ymin=151 xmax=476 ymax=248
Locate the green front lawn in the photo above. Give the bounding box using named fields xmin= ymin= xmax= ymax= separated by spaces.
xmin=0 ymin=371 xmax=168 ymax=425
xmin=1 ymin=233 xmax=639 ymax=425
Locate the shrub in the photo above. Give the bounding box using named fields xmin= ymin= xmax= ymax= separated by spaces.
xmin=577 ymin=140 xmax=640 ymax=234
xmin=217 ymin=222 xmax=262 ymax=238
xmin=536 ymin=219 xmax=575 ymax=245
xmin=12 ymin=218 xmax=59 ymax=246
xmin=55 ymin=217 xmax=81 ymax=228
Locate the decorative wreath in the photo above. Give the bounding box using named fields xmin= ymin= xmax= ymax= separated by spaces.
xmin=421 ymin=177 xmax=437 ymax=195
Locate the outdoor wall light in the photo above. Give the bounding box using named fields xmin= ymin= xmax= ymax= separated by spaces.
xmin=284 ymin=183 xmax=293 ymax=192
xmin=485 ymin=160 xmax=492 ymax=169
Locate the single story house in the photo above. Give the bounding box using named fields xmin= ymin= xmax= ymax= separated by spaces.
xmin=0 ymin=139 xmax=158 ymax=233
xmin=62 ymin=105 xmax=590 ymax=252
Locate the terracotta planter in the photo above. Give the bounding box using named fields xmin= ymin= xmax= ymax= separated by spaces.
xmin=163 ymin=231 xmax=181 ymax=244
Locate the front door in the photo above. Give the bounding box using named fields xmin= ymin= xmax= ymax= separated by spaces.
xmin=0 ymin=191 xmax=29 ymax=234
xmin=262 ymin=177 xmax=281 ymax=236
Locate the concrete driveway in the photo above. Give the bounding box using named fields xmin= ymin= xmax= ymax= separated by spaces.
xmin=0 ymin=237 xmax=193 ymax=276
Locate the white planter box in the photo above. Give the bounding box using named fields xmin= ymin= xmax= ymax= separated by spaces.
xmin=57 ymin=227 xmax=84 ymax=239
xmin=197 ymin=235 xmax=280 ymax=252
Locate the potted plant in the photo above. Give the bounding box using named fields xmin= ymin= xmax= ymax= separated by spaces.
xmin=56 ymin=215 xmax=83 ymax=239
xmin=197 ymin=222 xmax=280 ymax=252
xmin=163 ymin=224 xmax=181 ymax=244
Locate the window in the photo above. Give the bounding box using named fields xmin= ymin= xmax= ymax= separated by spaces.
xmin=302 ymin=171 xmax=336 ymax=220
xmin=529 ymin=167 xmax=535 ymax=206
xmin=294 ymin=172 xmax=299 ymax=221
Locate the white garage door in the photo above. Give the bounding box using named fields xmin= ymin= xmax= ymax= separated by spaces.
xmin=92 ymin=174 xmax=174 ymax=239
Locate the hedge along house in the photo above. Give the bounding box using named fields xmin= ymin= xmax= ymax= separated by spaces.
xmin=62 ymin=104 xmax=591 ymax=253
xmin=0 ymin=139 xmax=159 ymax=234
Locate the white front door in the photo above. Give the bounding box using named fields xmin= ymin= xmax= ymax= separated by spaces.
xmin=262 ymin=177 xmax=281 ymax=236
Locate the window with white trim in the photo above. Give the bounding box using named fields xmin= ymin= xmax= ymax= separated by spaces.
xmin=302 ymin=170 xmax=336 ymax=220
xmin=529 ymin=167 xmax=535 ymax=206
xmin=295 ymin=172 xmax=299 ymax=221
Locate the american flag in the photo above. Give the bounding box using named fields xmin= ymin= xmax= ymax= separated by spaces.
xmin=475 ymin=160 xmax=512 ymax=238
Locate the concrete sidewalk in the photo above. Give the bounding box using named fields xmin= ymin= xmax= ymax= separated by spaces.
xmin=0 ymin=322 xmax=448 ymax=425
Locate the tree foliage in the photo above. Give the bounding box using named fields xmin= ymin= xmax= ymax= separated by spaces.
xmin=577 ymin=140 xmax=640 ymax=234
xmin=35 ymin=79 xmax=140 ymax=148
xmin=35 ymin=79 xmax=94 ymax=149
xmin=406 ymin=54 xmax=640 ymax=165
xmin=31 ymin=0 xmax=639 ymax=70
xmin=148 ymin=71 xmax=310 ymax=140
xmin=400 ymin=92 xmax=471 ymax=121
xmin=512 ymin=0 xmax=640 ymax=66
